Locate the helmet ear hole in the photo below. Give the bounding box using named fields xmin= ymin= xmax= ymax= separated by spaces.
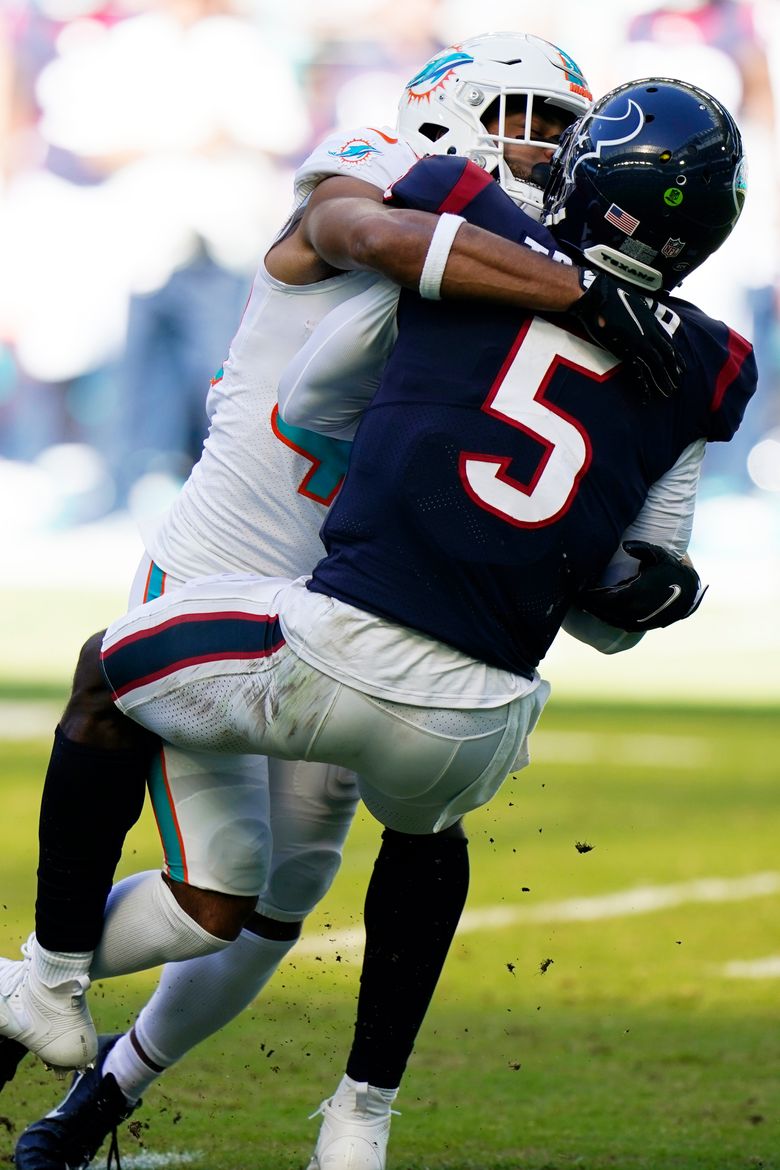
xmin=418 ymin=123 xmax=447 ymax=143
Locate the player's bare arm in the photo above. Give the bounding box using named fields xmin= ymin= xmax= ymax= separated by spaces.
xmin=268 ymin=174 xmax=681 ymax=398
xmin=267 ymin=173 xmax=582 ymax=308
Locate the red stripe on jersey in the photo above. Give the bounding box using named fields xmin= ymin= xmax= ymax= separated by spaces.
xmin=438 ymin=165 xmax=494 ymax=214
xmin=711 ymin=327 xmax=752 ymax=412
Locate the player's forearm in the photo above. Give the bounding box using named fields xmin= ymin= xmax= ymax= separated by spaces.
xmin=307 ymin=201 xmax=583 ymax=312
xmin=366 ymin=211 xmax=584 ymax=311
xmin=438 ymin=219 xmax=583 ymax=310
xmin=561 ymin=608 xmax=645 ymax=655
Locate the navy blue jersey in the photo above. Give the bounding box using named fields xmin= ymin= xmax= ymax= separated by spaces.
xmin=309 ymin=156 xmax=756 ymax=677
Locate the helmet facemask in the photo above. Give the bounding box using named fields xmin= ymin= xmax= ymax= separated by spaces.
xmin=471 ymin=91 xmax=580 ymax=216
xmin=397 ymin=33 xmax=593 ymax=219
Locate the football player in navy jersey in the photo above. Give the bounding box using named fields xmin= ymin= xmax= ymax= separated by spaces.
xmin=1 ymin=73 xmax=748 ymax=1170
xmin=302 ymin=80 xmax=753 ymax=683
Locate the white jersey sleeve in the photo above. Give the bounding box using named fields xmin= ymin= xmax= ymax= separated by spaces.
xmin=608 ymin=437 xmax=705 ymax=566
xmin=278 ymin=278 xmax=400 ymax=440
xmin=292 ymin=125 xmax=418 ymax=208
xmin=148 ymin=129 xmax=420 ymax=584
xmin=562 ymin=439 xmax=705 ymax=654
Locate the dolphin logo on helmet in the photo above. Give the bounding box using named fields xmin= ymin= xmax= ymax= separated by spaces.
xmin=572 ymin=99 xmax=645 ymax=178
xmin=405 ymin=51 xmax=476 ymax=104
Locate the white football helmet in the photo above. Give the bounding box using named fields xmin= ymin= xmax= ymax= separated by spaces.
xmin=397 ymin=32 xmax=592 ymax=216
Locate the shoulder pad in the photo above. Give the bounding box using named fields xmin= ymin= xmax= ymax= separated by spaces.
xmin=293 ymin=126 xmax=418 ymax=208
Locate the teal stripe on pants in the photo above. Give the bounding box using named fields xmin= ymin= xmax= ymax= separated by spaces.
xmin=145 ymin=561 xmax=186 ymax=882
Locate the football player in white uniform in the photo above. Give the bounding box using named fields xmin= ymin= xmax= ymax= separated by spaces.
xmin=2 ymin=36 xmax=683 ymax=1170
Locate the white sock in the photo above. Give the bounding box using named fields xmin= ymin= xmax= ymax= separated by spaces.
xmin=101 ymin=1033 xmax=147 ymax=1105
xmin=90 ymin=871 xmax=229 ymax=979
xmin=331 ymin=1074 xmax=398 ymax=1114
xmin=103 ymin=930 xmax=296 ymax=1100
xmin=31 ymin=941 xmax=93 ymax=988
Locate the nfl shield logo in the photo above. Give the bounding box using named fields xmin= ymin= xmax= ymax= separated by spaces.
xmin=661 ymin=237 xmax=685 ymax=259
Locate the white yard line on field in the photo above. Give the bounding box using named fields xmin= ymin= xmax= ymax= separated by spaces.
xmin=721 ymin=955 xmax=780 ymax=978
xmin=530 ymin=730 xmax=711 ymax=767
xmin=297 ymin=872 xmax=780 ymax=957
xmin=0 ymin=701 xmax=63 ymax=738
xmin=0 ymin=702 xmax=711 ymax=771
xmin=5 ymin=703 xmax=775 ymax=978
xmin=118 ymin=1154 xmax=201 ymax=1170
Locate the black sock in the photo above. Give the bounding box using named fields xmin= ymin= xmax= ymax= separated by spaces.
xmin=346 ymin=825 xmax=469 ymax=1088
xmin=245 ymin=912 xmax=302 ymax=942
xmin=35 ymin=726 xmax=150 ymax=952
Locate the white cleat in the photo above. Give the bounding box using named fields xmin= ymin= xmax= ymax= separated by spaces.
xmin=307 ymin=1075 xmax=398 ymax=1170
xmin=0 ymin=939 xmax=96 ymax=1072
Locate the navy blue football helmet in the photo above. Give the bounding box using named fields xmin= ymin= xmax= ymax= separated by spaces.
xmin=543 ymin=78 xmax=747 ymax=291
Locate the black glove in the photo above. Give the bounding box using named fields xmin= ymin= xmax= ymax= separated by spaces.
xmin=570 ymin=271 xmax=685 ymax=399
xmin=577 ymin=540 xmax=707 ymax=632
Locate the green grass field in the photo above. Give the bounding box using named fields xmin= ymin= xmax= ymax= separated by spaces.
xmin=0 ymin=690 xmax=778 ymax=1170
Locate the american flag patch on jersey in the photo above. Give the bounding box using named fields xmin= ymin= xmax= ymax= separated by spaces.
xmin=604 ymin=204 xmax=639 ymax=235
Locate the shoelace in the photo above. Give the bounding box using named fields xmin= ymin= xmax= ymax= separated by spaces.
xmin=62 ymin=1074 xmax=136 ymax=1170
xmin=308 ymin=1100 xmax=326 ymax=1122
xmin=105 ymin=1127 xmax=122 ymax=1170
xmin=307 ymin=1097 xmax=400 ymax=1121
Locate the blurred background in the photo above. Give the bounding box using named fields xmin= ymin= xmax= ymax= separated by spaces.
xmin=1 ymin=0 xmax=778 ymax=699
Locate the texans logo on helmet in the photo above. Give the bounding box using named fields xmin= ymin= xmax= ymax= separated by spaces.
xmin=573 ymin=98 xmax=645 ymax=178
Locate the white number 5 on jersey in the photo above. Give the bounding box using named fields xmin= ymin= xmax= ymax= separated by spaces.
xmin=459 ymin=317 xmax=620 ymax=528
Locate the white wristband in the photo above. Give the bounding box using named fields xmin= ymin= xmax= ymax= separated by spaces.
xmin=418 ymin=213 xmax=466 ymax=301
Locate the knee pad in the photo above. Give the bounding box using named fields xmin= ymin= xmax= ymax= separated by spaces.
xmin=257 ymin=759 xmax=359 ymax=921
xmin=200 ymin=811 xmax=273 ymax=896
xmin=257 ymin=844 xmax=344 ymax=922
